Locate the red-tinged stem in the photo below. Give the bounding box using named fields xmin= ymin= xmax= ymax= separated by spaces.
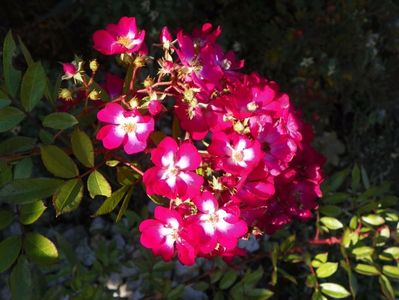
xmin=130 ymin=66 xmax=139 ymax=93
xmin=111 ymin=153 xmax=144 ymax=176
xmin=308 ymin=237 xmax=341 ymax=245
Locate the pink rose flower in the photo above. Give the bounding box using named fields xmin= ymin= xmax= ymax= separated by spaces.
xmin=93 ymin=17 xmax=145 ymax=55
xmin=96 ymin=103 xmax=154 ymax=154
xmin=143 ymin=137 xmax=203 ymax=199
xmin=139 ymin=206 xmax=200 ymax=265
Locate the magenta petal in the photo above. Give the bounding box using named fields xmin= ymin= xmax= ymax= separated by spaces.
xmin=151 ymin=137 xmax=178 ymax=166
xmin=120 ymin=16 xmax=137 ymax=36
xmin=97 ymin=103 xmax=125 ymax=124
xmin=177 ymin=141 xmax=202 ymax=170
xmin=176 ymin=240 xmax=196 ymax=265
xmin=96 ymin=125 xmax=125 ymax=150
xmin=93 ymin=30 xmax=117 ymax=55
xmin=139 ymin=223 xmax=164 ymax=250
xmin=156 ymin=241 xmax=175 ymax=261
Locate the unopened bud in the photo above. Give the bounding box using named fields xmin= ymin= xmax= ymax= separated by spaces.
xmin=129 ymin=97 xmax=139 ymax=109
xmin=143 ymin=76 xmax=154 ymax=88
xmin=59 ymin=88 xmax=73 ymax=101
xmin=89 ymin=59 xmax=99 ymax=72
xmin=88 ymin=90 xmax=100 ymax=100
xmin=134 ymin=55 xmax=146 ymax=67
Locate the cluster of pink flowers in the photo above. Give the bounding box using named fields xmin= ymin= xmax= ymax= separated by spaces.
xmin=90 ymin=17 xmax=325 ymax=265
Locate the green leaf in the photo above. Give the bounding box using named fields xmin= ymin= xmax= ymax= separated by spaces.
xmin=71 ymin=129 xmax=94 ymax=167
xmin=246 ymin=288 xmax=274 ymax=299
xmin=0 ymin=136 xmax=36 ymax=155
xmin=43 ymin=112 xmax=78 ymax=130
xmin=316 ymin=262 xmax=338 ymax=278
xmin=0 ymin=99 xmax=11 ymax=109
xmin=382 ymin=265 xmax=399 ymax=279
xmin=210 ymin=270 xmax=223 ymax=284
xmin=0 ymin=178 xmax=63 ymax=204
xmin=379 ymin=275 xmax=395 ymax=300
xmin=3 ymin=30 xmax=21 ymax=97
xmin=241 ymin=267 xmax=264 ymax=286
xmin=352 ymin=246 xmax=374 ymax=258
xmin=312 ymin=290 xmax=328 ymax=300
xmin=320 ymin=283 xmax=351 ymax=299
xmin=20 ymin=62 xmax=46 ymax=111
xmin=153 ymin=260 xmax=175 ymax=272
xmin=380 ymin=247 xmax=399 ymax=261
xmin=95 ymin=185 xmax=129 ymax=216
xmin=14 ymin=157 xmax=33 ymax=179
xmin=0 ymin=90 xmax=11 ymax=109
xmin=116 ymin=187 xmax=133 ymax=222
xmin=360 ymin=165 xmax=370 ymax=190
xmin=354 ymin=264 xmax=380 ymax=276
xmin=40 ymin=145 xmax=78 ymax=178
xmin=324 ymin=168 xmax=350 ymax=193
xmin=38 ymin=129 xmax=53 ymax=144
xmin=53 ymin=178 xmax=83 ymax=216
xmin=17 ymin=36 xmax=34 ymax=66
xmin=19 ymin=200 xmax=46 ymax=225
xmin=0 ymin=106 xmax=25 ymax=132
xmin=87 ymin=170 xmax=111 ymax=199
xmin=24 ymin=232 xmax=58 ymax=264
xmin=0 ymin=210 xmax=13 ymax=230
xmin=167 ymin=284 xmax=184 ymax=300
xmin=361 ymin=214 xmax=385 ymax=226
xmin=312 ymin=252 xmax=329 ymax=268
xmin=0 ymin=236 xmax=21 ymax=273
xmin=10 ymin=255 xmax=31 ymax=300
xmin=323 ymin=193 xmax=349 ymax=204
xmin=320 ymin=217 xmax=343 ymax=230
xmin=117 ymin=166 xmax=140 ymax=185
xmin=0 ymin=160 xmax=12 ymax=187
xmin=319 ymin=205 xmax=342 ymax=217
xmin=219 ymin=270 xmax=238 ymax=290
xmin=148 ymin=194 xmax=169 ymax=205
xmin=351 ymin=164 xmax=360 ymax=192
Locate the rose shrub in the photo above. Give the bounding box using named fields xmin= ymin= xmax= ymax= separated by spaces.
xmin=0 ymin=12 xmax=398 ymax=300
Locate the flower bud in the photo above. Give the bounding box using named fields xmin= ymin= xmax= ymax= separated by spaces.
xmin=59 ymin=88 xmax=73 ymax=101
xmin=143 ymin=76 xmax=154 ymax=88
xmin=134 ymin=55 xmax=146 ymax=67
xmin=88 ymin=90 xmax=100 ymax=100
xmin=89 ymin=59 xmax=99 ymax=72
xmin=61 ymin=63 xmax=77 ymax=80
xmin=129 ymin=97 xmax=139 ymax=109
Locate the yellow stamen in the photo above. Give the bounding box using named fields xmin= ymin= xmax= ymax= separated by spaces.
xmin=122 ymin=122 xmax=137 ymax=133
xmin=117 ymin=36 xmax=132 ymax=48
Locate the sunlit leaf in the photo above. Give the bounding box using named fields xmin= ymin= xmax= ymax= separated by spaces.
xmin=19 ymin=200 xmax=47 ymax=225
xmin=24 ymin=232 xmax=58 ymax=264
xmin=53 ymin=178 xmax=83 ymax=215
xmin=40 ymin=145 xmax=78 ymax=178
xmin=71 ymin=128 xmax=94 ymax=167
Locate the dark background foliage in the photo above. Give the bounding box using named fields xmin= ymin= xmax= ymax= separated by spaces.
xmin=1 ymin=0 xmax=398 ymax=188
